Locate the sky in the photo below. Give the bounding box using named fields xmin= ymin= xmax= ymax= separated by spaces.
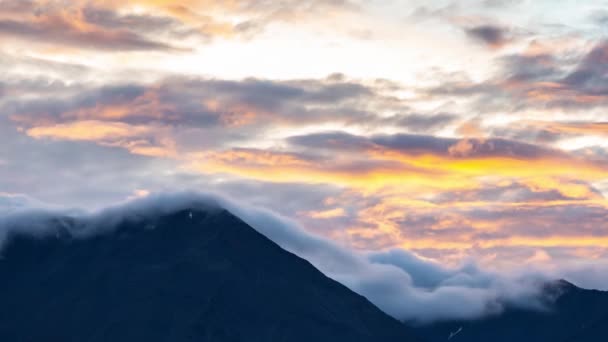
xmin=1 ymin=0 xmax=608 ymax=286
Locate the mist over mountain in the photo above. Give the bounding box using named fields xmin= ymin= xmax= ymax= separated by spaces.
xmin=1 ymin=193 xmax=607 ymax=341
xmin=0 ymin=205 xmax=422 ymax=341
xmin=414 ymin=279 xmax=608 ymax=342
xmin=0 ymin=192 xmax=553 ymax=324
xmin=5 ymin=192 xmax=608 ymax=341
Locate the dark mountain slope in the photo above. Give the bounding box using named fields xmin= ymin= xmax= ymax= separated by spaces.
xmin=0 ymin=208 xmax=422 ymax=342
xmin=414 ymin=280 xmax=608 ymax=342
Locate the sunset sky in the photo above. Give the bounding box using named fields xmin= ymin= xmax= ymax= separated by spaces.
xmin=2 ymin=0 xmax=608 ymax=281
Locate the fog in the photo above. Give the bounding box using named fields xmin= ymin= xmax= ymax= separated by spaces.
xmin=0 ymin=191 xmax=569 ymax=323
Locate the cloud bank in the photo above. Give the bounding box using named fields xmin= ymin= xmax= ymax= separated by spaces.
xmin=0 ymin=191 xmax=564 ymax=324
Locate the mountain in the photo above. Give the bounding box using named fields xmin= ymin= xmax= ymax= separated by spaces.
xmin=414 ymin=279 xmax=608 ymax=342
xmin=0 ymin=207 xmax=422 ymax=342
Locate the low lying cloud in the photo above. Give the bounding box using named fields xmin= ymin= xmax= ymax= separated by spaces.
xmin=0 ymin=191 xmax=578 ymax=324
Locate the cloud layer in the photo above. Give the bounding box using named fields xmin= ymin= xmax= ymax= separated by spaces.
xmin=0 ymin=191 xmax=565 ymax=323
xmin=2 ymin=70 xmax=608 ymax=270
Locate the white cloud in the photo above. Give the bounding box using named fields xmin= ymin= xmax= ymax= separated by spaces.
xmin=0 ymin=191 xmax=561 ymax=323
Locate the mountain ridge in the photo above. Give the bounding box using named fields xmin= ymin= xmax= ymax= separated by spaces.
xmin=0 ymin=207 xmax=423 ymax=342
xmin=414 ymin=278 xmax=608 ymax=342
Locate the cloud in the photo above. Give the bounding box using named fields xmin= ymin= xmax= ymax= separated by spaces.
xmin=6 ymin=75 xmax=454 ymax=166
xmin=482 ymin=0 xmax=524 ymax=8
xmin=0 ymin=0 xmax=359 ymax=53
xmin=27 ymin=120 xmax=152 ymax=141
xmin=0 ymin=0 xmax=605 ymax=312
xmin=423 ymin=39 xmax=608 ymax=111
xmin=25 ymin=120 xmax=176 ymax=157
xmin=304 ymin=207 xmax=347 ymax=219
xmin=561 ymin=40 xmax=608 ymax=96
xmin=392 ymin=113 xmax=459 ymax=131
xmin=7 ymin=76 xmax=404 ymax=130
xmin=369 ymin=249 xmax=453 ymax=288
xmin=81 ymin=7 xmax=185 ymax=35
xmin=0 ymin=193 xmax=51 ymax=214
xmin=465 ymin=25 xmax=510 ymax=48
xmin=0 ymin=6 xmax=185 ymax=52
xmin=4 ymin=67 xmax=607 ymax=266
xmin=496 ymin=121 xmax=608 ymax=144
xmin=287 ymin=131 xmax=607 ymax=179
xmin=0 ymin=116 xmax=178 ymax=209
xmin=432 ymin=179 xmax=602 ymax=204
xmin=0 ymin=191 xmax=556 ymax=323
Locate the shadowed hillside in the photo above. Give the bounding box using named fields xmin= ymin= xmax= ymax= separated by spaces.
xmin=415 ymin=279 xmax=608 ymax=342
xmin=0 ymin=207 xmax=422 ymax=342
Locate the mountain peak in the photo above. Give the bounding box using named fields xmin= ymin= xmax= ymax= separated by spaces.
xmin=0 ymin=207 xmax=422 ymax=342
xmin=554 ymin=278 xmax=577 ymax=289
xmin=542 ymin=278 xmax=579 ymax=299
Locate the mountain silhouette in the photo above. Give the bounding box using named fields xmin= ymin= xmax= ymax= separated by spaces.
xmin=0 ymin=207 xmax=422 ymax=342
xmin=414 ymin=279 xmax=608 ymax=342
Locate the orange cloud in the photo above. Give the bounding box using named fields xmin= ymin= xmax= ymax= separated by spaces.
xmin=342 ymin=192 xmax=608 ymax=254
xmin=304 ymin=207 xmax=347 ymax=219
xmin=26 ymin=120 xmax=176 ymax=157
xmin=188 ymin=148 xmax=471 ymax=193
xmin=183 ymin=137 xmax=608 ymax=255
xmin=0 ymin=0 xmax=357 ymax=51
xmin=27 ymin=120 xmax=151 ymax=140
xmin=0 ymin=3 xmax=183 ymax=51
xmin=371 ymin=147 xmax=606 ymax=182
xmin=525 ymin=121 xmax=608 ymax=137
